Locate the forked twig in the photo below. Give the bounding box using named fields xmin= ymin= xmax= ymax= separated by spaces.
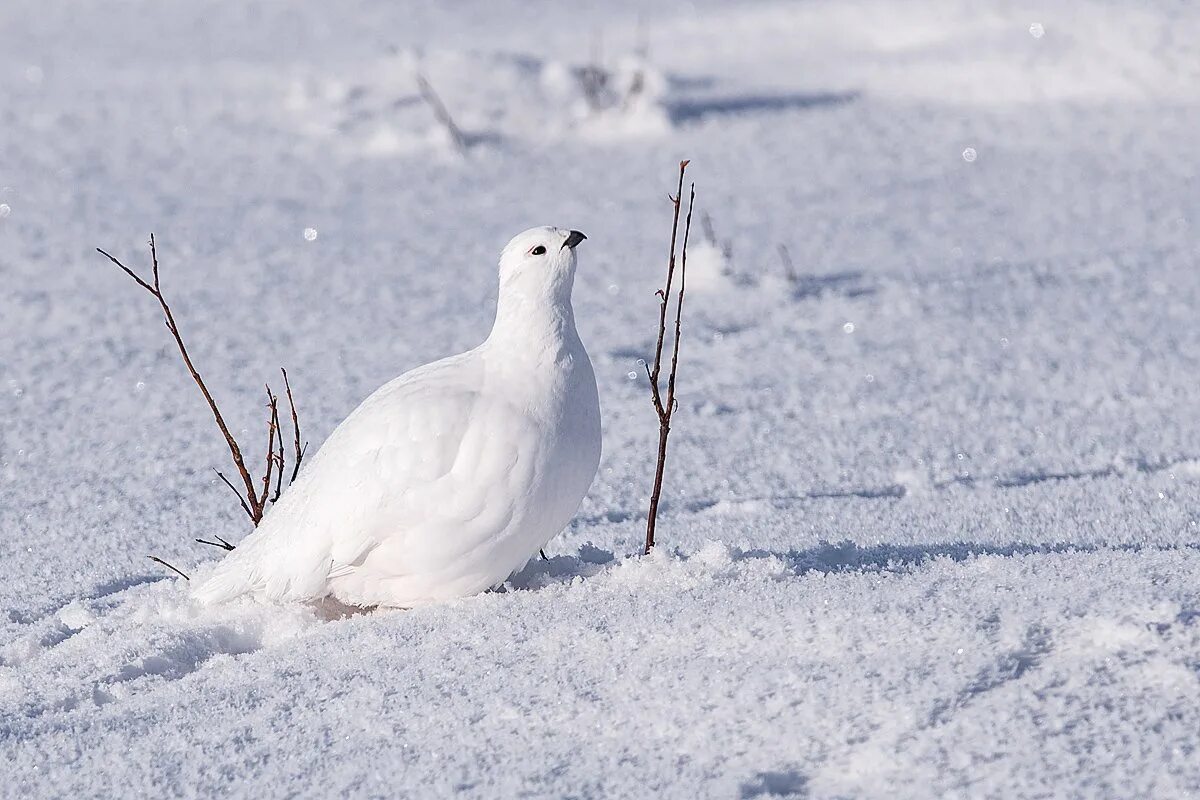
xmin=646 ymin=163 xmax=687 ymax=419
xmin=195 ymin=535 xmax=235 ymax=551
xmin=665 ymin=184 xmax=694 ymax=425
xmin=272 ymin=419 xmax=286 ymax=503
xmin=214 ymin=468 xmax=254 ymax=523
xmin=644 ymin=160 xmax=695 ymax=555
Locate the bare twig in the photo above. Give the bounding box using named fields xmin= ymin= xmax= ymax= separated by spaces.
xmin=282 ymin=367 xmax=306 ymax=483
xmin=415 ymin=72 xmax=467 ymax=154
xmin=271 ymin=392 xmax=286 ymax=503
xmin=647 ymin=162 xmax=688 ymax=419
xmin=644 ymin=160 xmax=695 ymax=555
xmin=664 ymin=184 xmax=694 ymax=429
xmin=260 ymin=386 xmax=280 ymax=508
xmin=98 ymin=237 xmax=265 ymax=523
xmin=148 ymin=555 xmax=190 ymax=581
xmin=195 ymin=535 xmax=235 ymax=551
xmin=214 ymin=469 xmax=255 ymax=523
xmin=98 ymin=236 xmax=310 ymax=535
xmin=273 ymin=454 xmax=285 ymax=501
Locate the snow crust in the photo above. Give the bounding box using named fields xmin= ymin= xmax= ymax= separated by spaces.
xmin=3 ymin=0 xmax=1200 ymax=797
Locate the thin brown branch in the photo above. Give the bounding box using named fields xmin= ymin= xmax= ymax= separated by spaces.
xmin=195 ymin=536 xmax=236 ymax=551
xmin=98 ymin=236 xmax=263 ymax=524
xmin=415 ymin=72 xmax=467 ymax=154
xmin=701 ymin=210 xmax=732 ymax=261
xmin=148 ymin=555 xmax=190 ymax=581
xmin=214 ymin=469 xmax=255 ymax=522
xmin=272 ymin=444 xmax=285 ymax=503
xmin=663 ymin=182 xmax=694 ymax=427
xmin=260 ymin=386 xmax=279 ymax=508
xmin=648 ymin=160 xmax=689 ymax=419
xmin=96 ymin=248 xmax=155 ymax=293
xmin=149 ymin=232 xmax=161 ymax=289
xmin=644 ymin=161 xmax=694 ymax=556
xmin=271 ymin=392 xmax=285 ymax=503
xmin=281 ymin=367 xmax=305 ymax=483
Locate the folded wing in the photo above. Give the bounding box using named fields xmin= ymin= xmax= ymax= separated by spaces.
xmin=192 ymin=354 xmax=536 ymax=605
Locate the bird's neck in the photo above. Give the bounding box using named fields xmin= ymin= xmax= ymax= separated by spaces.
xmin=485 ymin=278 xmax=580 ymax=360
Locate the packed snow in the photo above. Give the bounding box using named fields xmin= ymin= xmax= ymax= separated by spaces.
xmin=3 ymin=0 xmax=1200 ymax=797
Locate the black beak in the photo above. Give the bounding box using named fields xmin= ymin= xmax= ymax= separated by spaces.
xmin=562 ymin=230 xmax=587 ymax=250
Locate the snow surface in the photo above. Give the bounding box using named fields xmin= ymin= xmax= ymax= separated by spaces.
xmin=3 ymin=0 xmax=1200 ymax=797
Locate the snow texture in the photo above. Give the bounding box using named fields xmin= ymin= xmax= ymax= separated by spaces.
xmin=3 ymin=0 xmax=1200 ymax=797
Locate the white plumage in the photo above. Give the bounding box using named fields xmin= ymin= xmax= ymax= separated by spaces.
xmin=192 ymin=227 xmax=601 ymax=608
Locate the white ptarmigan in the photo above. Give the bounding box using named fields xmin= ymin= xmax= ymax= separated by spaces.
xmin=192 ymin=227 xmax=601 ymax=608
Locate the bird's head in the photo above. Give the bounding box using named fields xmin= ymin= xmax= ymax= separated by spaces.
xmin=497 ymin=226 xmax=587 ymax=297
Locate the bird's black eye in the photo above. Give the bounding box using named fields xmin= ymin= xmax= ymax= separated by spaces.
xmin=530 ymin=245 xmax=547 ymax=256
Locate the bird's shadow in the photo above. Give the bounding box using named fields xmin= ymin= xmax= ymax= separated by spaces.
xmin=740 ymin=770 xmax=809 ymax=799
xmin=502 ymin=544 xmax=617 ymax=592
xmin=787 ymin=269 xmax=877 ymax=301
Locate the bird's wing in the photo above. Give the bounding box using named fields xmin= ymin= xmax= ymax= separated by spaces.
xmin=193 ymin=354 xmax=537 ymax=603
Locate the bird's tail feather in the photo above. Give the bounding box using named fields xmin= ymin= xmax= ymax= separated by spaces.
xmin=190 ymin=556 xmax=255 ymax=605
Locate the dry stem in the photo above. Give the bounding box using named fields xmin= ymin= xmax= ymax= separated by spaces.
xmin=644 ymin=160 xmax=695 ymax=555
xmin=261 ymin=385 xmax=280 ymax=506
xmin=147 ymin=555 xmax=190 ymax=581
xmin=282 ymin=368 xmax=306 ymax=483
xmin=98 ymin=237 xmax=264 ymax=522
xmin=195 ymin=535 xmax=235 ymax=551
